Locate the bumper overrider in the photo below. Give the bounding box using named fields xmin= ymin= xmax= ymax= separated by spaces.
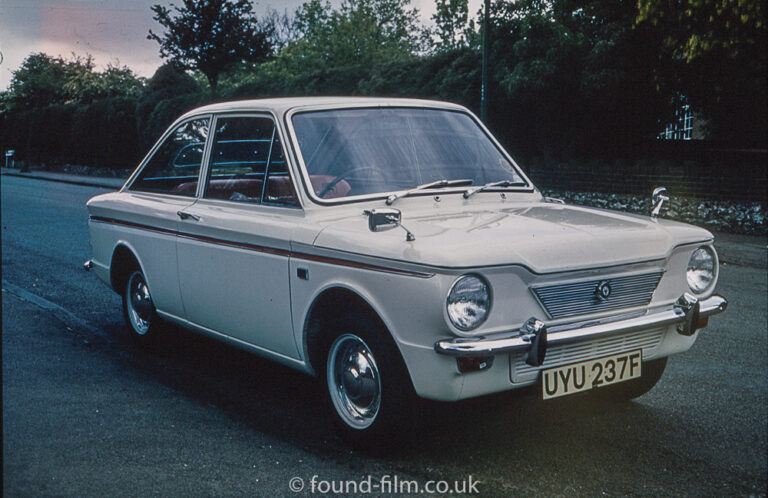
xmin=435 ymin=294 xmax=727 ymax=367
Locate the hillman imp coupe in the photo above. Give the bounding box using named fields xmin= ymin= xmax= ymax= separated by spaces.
xmin=85 ymin=97 xmax=727 ymax=446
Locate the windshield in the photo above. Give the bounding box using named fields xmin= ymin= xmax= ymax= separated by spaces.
xmin=291 ymin=107 xmax=527 ymax=200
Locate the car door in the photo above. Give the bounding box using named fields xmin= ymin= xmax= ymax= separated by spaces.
xmin=176 ymin=114 xmax=302 ymax=358
xmin=119 ymin=116 xmax=210 ymax=318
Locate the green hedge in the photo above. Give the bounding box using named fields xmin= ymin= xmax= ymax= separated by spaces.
xmin=1 ymin=97 xmax=140 ymax=170
xmin=141 ymin=93 xmax=216 ymax=149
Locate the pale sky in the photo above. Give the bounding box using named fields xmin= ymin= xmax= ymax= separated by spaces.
xmin=0 ymin=0 xmax=483 ymax=91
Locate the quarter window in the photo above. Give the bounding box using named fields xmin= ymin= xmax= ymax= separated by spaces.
xmin=204 ymin=117 xmax=297 ymax=206
xmin=131 ymin=118 xmax=210 ymax=196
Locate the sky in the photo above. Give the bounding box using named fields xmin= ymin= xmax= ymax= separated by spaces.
xmin=0 ymin=0 xmax=483 ymax=91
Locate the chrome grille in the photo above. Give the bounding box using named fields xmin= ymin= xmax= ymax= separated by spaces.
xmin=532 ymin=271 xmax=663 ymax=319
xmin=510 ymin=328 xmax=665 ymax=383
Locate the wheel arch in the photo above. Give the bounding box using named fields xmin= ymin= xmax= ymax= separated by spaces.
xmin=109 ymin=242 xmax=146 ymax=296
xmin=303 ymin=285 xmax=400 ymax=378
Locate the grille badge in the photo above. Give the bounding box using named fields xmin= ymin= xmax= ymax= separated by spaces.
xmin=596 ymin=280 xmax=612 ymax=301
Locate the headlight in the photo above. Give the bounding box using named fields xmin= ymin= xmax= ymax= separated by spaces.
xmin=687 ymin=246 xmax=716 ymax=294
xmin=446 ymin=274 xmax=491 ymax=331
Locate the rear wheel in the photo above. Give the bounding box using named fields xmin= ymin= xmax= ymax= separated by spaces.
xmin=122 ymin=268 xmax=163 ymax=347
xmin=595 ymin=357 xmax=668 ymax=401
xmin=323 ymin=314 xmax=417 ymax=449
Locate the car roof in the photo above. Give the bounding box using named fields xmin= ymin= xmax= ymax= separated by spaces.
xmin=178 ymin=97 xmax=468 ymax=120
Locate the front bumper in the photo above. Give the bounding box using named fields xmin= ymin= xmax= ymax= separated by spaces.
xmin=435 ymin=294 xmax=727 ymax=359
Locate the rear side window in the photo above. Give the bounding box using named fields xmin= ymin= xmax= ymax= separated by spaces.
xmin=131 ymin=118 xmax=210 ymax=196
xmin=203 ymin=116 xmax=298 ymax=206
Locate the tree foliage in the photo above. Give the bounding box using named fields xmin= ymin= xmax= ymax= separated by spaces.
xmin=0 ymin=53 xmax=144 ymax=168
xmin=478 ymin=0 xmax=671 ymax=156
xmin=136 ymin=63 xmax=201 ymax=148
xmin=2 ymin=0 xmax=766 ymax=174
xmin=278 ymin=0 xmax=424 ymax=72
xmin=637 ymin=0 xmax=767 ymax=143
xmin=3 ymin=53 xmax=143 ymax=111
xmin=4 ymin=53 xmax=72 ymax=111
xmin=148 ymin=0 xmax=273 ymax=91
xmin=432 ymin=0 xmax=475 ymax=51
xmin=262 ymin=8 xmax=301 ymax=52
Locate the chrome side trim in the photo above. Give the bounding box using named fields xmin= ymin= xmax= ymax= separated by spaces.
xmin=435 ymin=294 xmax=727 ymax=357
xmin=89 ymin=215 xmax=434 ymax=278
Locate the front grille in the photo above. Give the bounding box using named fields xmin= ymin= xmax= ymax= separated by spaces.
xmin=531 ymin=271 xmax=663 ymax=319
xmin=510 ymin=328 xmax=665 ymax=383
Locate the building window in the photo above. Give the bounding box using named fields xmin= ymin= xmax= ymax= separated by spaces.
xmin=658 ymin=98 xmax=694 ymax=140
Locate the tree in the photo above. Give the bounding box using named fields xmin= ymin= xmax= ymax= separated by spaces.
xmin=64 ymin=58 xmax=144 ymax=103
xmin=3 ymin=53 xmax=144 ymax=111
xmin=472 ymin=0 xmax=669 ymax=156
xmin=136 ymin=63 xmax=202 ymax=148
xmin=4 ymin=53 xmax=73 ymax=111
xmin=637 ymin=0 xmax=767 ymax=144
xmin=147 ymin=0 xmax=274 ymax=92
xmin=274 ymin=0 xmax=424 ymax=73
xmin=432 ymin=0 xmax=475 ymax=51
xmin=93 ymin=64 xmax=146 ymax=100
xmin=262 ymin=8 xmax=300 ymax=52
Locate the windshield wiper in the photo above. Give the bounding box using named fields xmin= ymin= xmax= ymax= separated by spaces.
xmin=462 ymin=180 xmax=526 ymax=199
xmin=385 ymin=178 xmax=474 ymax=205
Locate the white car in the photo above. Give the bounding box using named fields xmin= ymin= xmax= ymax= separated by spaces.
xmin=85 ymin=97 xmax=727 ymax=447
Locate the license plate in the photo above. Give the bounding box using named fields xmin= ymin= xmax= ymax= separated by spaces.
xmin=542 ymin=350 xmax=642 ymax=399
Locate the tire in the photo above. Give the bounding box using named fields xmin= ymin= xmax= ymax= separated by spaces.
xmin=122 ymin=268 xmax=163 ymax=348
xmin=322 ymin=313 xmax=417 ymax=450
xmin=595 ymin=357 xmax=668 ymax=402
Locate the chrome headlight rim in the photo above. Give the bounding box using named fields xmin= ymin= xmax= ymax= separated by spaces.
xmin=686 ymin=244 xmax=718 ymax=295
xmin=446 ymin=273 xmax=492 ymax=332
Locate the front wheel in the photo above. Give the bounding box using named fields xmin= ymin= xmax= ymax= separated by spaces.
xmin=122 ymin=269 xmax=163 ymax=347
xmin=323 ymin=316 xmax=417 ymax=449
xmin=327 ymin=334 xmax=382 ymax=430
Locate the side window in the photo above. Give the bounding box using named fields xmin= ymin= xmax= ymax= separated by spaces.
xmin=204 ymin=116 xmax=297 ymax=206
xmin=263 ymin=135 xmax=298 ymax=205
xmin=131 ymin=118 xmax=209 ymax=196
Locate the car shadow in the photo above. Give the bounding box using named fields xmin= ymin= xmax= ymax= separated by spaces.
xmin=103 ymin=319 xmax=680 ymax=469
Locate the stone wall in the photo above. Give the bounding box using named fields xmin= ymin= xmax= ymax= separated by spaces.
xmin=525 ymin=141 xmax=767 ymax=202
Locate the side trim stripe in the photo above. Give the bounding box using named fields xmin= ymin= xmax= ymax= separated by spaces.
xmin=89 ymin=215 xmax=434 ymax=278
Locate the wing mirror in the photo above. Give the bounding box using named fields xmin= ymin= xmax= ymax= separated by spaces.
xmin=364 ymin=208 xmax=415 ymax=241
xmin=651 ymin=187 xmax=669 ymax=218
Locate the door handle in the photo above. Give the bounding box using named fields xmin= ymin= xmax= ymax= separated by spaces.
xmin=177 ymin=211 xmax=200 ymax=221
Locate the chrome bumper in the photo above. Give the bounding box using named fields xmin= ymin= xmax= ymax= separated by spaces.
xmin=435 ymin=294 xmax=727 ymax=358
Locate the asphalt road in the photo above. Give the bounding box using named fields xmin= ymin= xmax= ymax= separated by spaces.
xmin=2 ymin=175 xmax=766 ymax=497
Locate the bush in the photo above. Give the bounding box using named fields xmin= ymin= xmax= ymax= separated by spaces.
xmin=143 ymin=93 xmax=214 ymax=148
xmin=97 ymin=97 xmax=141 ymax=169
xmin=0 ymin=97 xmax=139 ymax=170
xmin=136 ymin=64 xmax=201 ymax=149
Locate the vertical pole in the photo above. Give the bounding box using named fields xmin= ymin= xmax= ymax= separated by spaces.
xmin=481 ymin=0 xmax=491 ymax=123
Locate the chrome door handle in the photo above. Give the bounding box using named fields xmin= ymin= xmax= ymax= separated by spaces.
xmin=177 ymin=211 xmax=200 ymax=221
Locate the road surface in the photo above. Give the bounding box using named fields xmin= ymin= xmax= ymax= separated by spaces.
xmin=2 ymin=175 xmax=766 ymax=496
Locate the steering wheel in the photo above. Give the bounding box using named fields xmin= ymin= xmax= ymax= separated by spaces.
xmin=317 ymin=166 xmax=383 ymax=198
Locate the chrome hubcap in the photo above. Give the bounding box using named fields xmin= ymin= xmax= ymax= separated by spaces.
xmin=127 ymin=272 xmax=152 ymax=335
xmin=327 ymin=334 xmax=381 ymax=429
